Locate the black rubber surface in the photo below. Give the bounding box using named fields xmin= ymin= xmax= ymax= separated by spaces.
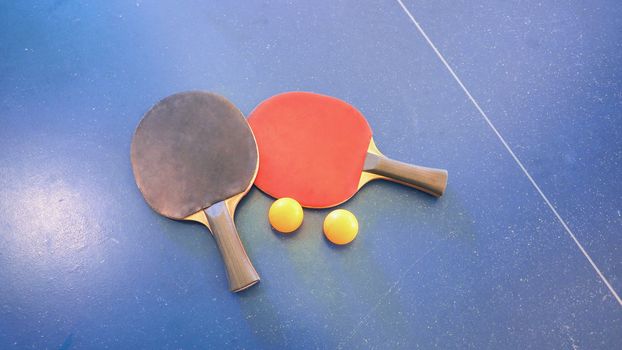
xmin=131 ymin=91 xmax=257 ymax=219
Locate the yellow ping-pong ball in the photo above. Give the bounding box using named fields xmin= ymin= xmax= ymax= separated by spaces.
xmin=269 ymin=198 xmax=303 ymax=233
xmin=323 ymin=209 xmax=358 ymax=245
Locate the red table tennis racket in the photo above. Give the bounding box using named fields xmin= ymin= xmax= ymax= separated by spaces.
xmin=131 ymin=91 xmax=260 ymax=292
xmin=248 ymin=91 xmax=448 ymax=208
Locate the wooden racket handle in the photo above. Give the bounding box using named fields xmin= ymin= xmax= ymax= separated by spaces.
xmin=204 ymin=201 xmax=260 ymax=292
xmin=364 ymin=152 xmax=448 ymax=197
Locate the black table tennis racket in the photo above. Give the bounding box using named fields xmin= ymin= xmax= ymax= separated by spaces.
xmin=131 ymin=91 xmax=260 ymax=292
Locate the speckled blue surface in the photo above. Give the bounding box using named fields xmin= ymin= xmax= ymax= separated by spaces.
xmin=1 ymin=1 xmax=620 ymax=349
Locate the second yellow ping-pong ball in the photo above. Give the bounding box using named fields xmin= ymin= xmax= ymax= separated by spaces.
xmin=269 ymin=198 xmax=304 ymax=233
xmin=323 ymin=209 xmax=358 ymax=245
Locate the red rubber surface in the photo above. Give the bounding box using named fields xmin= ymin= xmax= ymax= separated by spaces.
xmin=248 ymin=92 xmax=372 ymax=208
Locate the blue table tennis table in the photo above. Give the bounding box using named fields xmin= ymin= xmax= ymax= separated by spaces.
xmin=1 ymin=1 xmax=620 ymax=348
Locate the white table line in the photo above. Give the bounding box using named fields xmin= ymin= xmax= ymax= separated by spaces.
xmin=395 ymin=0 xmax=621 ymax=306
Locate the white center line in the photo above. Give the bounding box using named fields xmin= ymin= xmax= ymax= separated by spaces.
xmin=395 ymin=0 xmax=621 ymax=306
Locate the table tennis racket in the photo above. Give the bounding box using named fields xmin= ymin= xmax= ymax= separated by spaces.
xmin=131 ymin=91 xmax=260 ymax=292
xmin=247 ymin=91 xmax=448 ymax=208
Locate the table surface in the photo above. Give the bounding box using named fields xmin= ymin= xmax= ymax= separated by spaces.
xmin=1 ymin=1 xmax=621 ymax=348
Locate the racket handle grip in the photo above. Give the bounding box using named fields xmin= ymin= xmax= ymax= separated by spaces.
xmin=204 ymin=202 xmax=260 ymax=292
xmin=364 ymin=153 xmax=448 ymax=197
